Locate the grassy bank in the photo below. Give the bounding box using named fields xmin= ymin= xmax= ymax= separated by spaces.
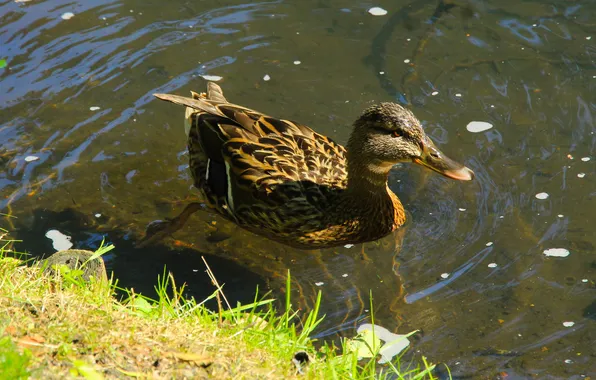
xmin=0 ymin=230 xmax=443 ymax=379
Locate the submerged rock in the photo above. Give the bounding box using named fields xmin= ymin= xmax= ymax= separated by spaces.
xmin=39 ymin=249 xmax=107 ymax=282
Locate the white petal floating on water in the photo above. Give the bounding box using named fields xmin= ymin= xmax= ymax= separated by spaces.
xmin=564 ymin=359 xmax=573 ymax=364
xmin=347 ymin=328 xmax=380 ymax=359
xmin=356 ymin=323 xmax=411 ymax=363
xmin=543 ymin=248 xmax=570 ymax=257
xmin=581 ymin=157 xmax=590 ymax=162
xmin=455 ymin=93 xmax=462 ymax=97
xmin=368 ymin=7 xmax=388 ymax=16
xmin=577 ymin=173 xmax=586 ymax=178
xmin=440 ymin=273 xmax=449 ymax=279
xmin=488 ymin=263 xmax=498 ymax=268
xmin=293 ymin=60 xmax=301 ymax=65
xmin=558 ymin=214 xmax=564 ymax=218
xmin=342 ymin=273 xmax=348 ymax=278
xmin=94 ymin=213 xmax=101 ymax=218
xmin=582 ymin=279 xmax=588 ymax=283
xmin=535 ymin=192 xmax=549 ymax=200
xmin=404 ymin=59 xmax=410 ymax=63
xmin=466 ymin=121 xmax=493 ymax=133
xmin=344 ymin=244 xmax=354 ymax=248
xmin=61 ymin=12 xmax=75 ymax=20
xmin=315 ymin=282 xmax=324 ymax=286
xmin=562 ymin=321 xmax=575 ymax=327
xmin=458 ymin=208 xmax=466 ymax=211
xmin=24 ymin=155 xmax=39 ymax=162
xmin=200 ymin=74 xmax=222 ymax=81
xmin=263 ymin=74 xmax=271 ymax=81
xmin=486 ymin=242 xmax=493 ymax=246
xmin=45 ymin=229 xmax=73 ymax=251
xmin=431 ymin=91 xmax=439 ymax=96
xmin=89 ymin=106 xmax=101 ymax=111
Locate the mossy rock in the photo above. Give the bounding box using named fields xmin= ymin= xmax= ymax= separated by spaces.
xmin=39 ymin=249 xmax=107 ymax=282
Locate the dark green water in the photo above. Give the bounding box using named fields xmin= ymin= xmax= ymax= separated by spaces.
xmin=1 ymin=0 xmax=595 ymax=378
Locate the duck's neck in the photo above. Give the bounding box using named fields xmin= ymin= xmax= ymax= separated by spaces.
xmin=339 ymin=157 xmax=406 ymax=235
xmin=346 ymin=159 xmax=394 ymax=193
xmin=344 ymin=129 xmax=396 ymax=197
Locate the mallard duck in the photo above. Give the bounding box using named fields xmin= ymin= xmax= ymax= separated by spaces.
xmin=150 ymin=82 xmax=473 ymax=249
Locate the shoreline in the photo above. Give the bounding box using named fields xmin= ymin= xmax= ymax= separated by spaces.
xmin=0 ymin=234 xmax=441 ymax=379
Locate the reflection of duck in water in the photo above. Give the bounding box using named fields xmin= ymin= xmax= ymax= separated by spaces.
xmin=143 ymin=82 xmax=473 ymax=247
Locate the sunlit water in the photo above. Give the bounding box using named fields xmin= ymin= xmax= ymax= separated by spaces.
xmin=1 ymin=0 xmax=595 ymax=378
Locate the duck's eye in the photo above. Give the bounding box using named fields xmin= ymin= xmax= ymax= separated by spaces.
xmin=392 ymin=130 xmax=402 ymax=138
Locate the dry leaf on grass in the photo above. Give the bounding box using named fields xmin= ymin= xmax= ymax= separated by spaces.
xmin=17 ymin=334 xmax=58 ymax=349
xmin=165 ymin=351 xmax=213 ymax=366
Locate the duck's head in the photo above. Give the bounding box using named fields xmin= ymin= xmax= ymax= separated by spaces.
xmin=347 ymin=102 xmax=474 ymax=181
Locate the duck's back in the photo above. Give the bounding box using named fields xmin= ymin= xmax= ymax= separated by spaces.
xmin=156 ymin=83 xmax=349 ymax=246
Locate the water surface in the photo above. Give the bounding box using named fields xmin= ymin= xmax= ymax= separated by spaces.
xmin=1 ymin=0 xmax=595 ymax=378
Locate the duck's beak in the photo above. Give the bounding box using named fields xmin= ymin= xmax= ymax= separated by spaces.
xmin=412 ymin=137 xmax=474 ymax=181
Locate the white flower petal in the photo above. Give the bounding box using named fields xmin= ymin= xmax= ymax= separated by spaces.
xmin=200 ymin=74 xmax=222 ymax=81
xmin=543 ymin=248 xmax=570 ymax=257
xmin=466 ymin=121 xmax=493 ymax=133
xmin=45 ymin=229 xmax=74 ymax=251
xmin=368 ymin=7 xmax=388 ymax=16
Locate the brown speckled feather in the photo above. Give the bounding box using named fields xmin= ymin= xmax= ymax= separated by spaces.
xmin=154 ymin=83 xmax=410 ymax=248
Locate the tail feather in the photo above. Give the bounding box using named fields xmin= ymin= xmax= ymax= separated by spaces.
xmin=207 ymin=82 xmax=227 ymax=102
xmin=154 ymin=93 xmax=226 ymax=117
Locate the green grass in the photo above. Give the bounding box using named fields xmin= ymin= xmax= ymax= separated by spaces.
xmin=0 ymin=229 xmax=445 ymax=379
xmin=0 ymin=336 xmax=32 ymax=379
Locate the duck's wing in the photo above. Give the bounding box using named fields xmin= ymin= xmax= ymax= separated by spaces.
xmin=154 ymin=83 xmax=347 ymax=228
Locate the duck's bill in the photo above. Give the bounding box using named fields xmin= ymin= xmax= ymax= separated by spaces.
xmin=413 ymin=140 xmax=474 ymax=181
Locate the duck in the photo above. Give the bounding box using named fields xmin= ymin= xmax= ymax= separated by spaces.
xmin=149 ymin=82 xmax=473 ymax=249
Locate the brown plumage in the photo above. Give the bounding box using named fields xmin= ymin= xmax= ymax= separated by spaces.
xmin=152 ymin=82 xmax=473 ymax=249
